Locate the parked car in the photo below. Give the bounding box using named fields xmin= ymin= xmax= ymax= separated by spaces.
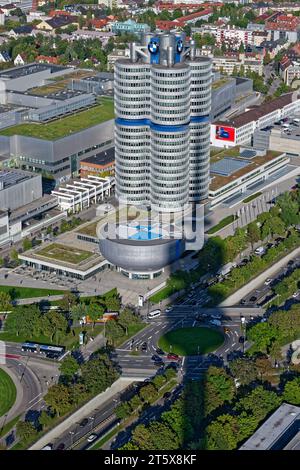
xmin=292 ymin=291 xmax=300 ymax=298
xmin=42 ymin=444 xmax=53 ymax=450
xmin=264 ymin=278 xmax=273 ymax=286
xmin=249 ymin=296 xmax=257 ymax=303
xmin=255 ymin=246 xmax=265 ymax=255
xmin=209 ymin=319 xmax=221 ymax=326
xmin=87 ymin=434 xmax=97 ymax=443
xmin=239 ymin=336 xmax=245 ymax=344
xmin=56 ymin=443 xmax=65 ymax=450
xmin=141 ymin=342 xmax=147 ymax=352
xmin=288 ymin=260 xmax=294 ymax=266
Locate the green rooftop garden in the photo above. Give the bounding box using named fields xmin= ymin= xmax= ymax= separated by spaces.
xmin=212 ymin=77 xmax=232 ymax=90
xmin=36 ymin=243 xmax=93 ymax=265
xmin=0 ymin=99 xmax=114 ymax=140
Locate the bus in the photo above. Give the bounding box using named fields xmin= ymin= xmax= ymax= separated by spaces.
xmin=21 ymin=342 xmax=65 ymax=359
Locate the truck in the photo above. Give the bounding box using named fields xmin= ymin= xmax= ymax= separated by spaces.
xmin=217 ymin=262 xmax=236 ymax=277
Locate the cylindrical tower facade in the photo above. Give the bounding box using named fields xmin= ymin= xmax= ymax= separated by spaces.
xmin=114 ymin=60 xmax=150 ymax=205
xmin=189 ymin=57 xmax=212 ymax=202
xmin=150 ymin=63 xmax=191 ymax=212
xmin=114 ymin=33 xmax=212 ymax=211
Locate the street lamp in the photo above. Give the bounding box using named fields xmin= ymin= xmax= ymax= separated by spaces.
xmin=69 ymin=431 xmax=75 ymax=447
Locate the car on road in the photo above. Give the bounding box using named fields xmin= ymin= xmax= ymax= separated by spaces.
xmin=240 ymin=298 xmax=247 ymax=305
xmin=141 ymin=342 xmax=147 ymax=352
xmin=167 ymin=362 xmax=179 ymax=370
xmin=87 ymin=434 xmax=97 ymax=443
xmin=239 ymin=336 xmax=245 ymax=343
xmin=264 ymin=278 xmax=273 ymax=286
xmin=163 ymin=391 xmax=172 ymax=399
xmin=151 ymin=354 xmax=162 ymax=362
xmin=165 ymin=307 xmax=172 ymax=313
xmin=211 ymin=313 xmax=222 ymax=320
xmin=56 ymin=443 xmax=65 ymax=450
xmin=249 ymin=296 xmax=257 ymax=303
xmin=79 ymin=418 xmax=89 ymax=428
xmin=156 ymin=348 xmax=165 ymax=355
xmin=288 ymin=260 xmax=294 ymax=266
xmin=209 ymin=319 xmax=221 ymax=326
xmin=167 ymin=353 xmax=180 ymax=361
xmin=292 ymin=291 xmax=300 ymax=298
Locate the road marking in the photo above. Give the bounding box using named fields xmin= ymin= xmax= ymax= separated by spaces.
xmin=29 ymin=392 xmax=42 ymax=404
xmin=225 ymin=347 xmax=230 ymax=353
xmin=235 ymin=331 xmax=239 ymax=337
xmin=232 ymin=342 xmax=236 ymax=347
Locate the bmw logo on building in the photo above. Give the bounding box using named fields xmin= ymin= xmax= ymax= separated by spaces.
xmin=148 ymin=40 xmax=159 ymax=54
xmin=176 ymin=39 xmax=183 ymax=53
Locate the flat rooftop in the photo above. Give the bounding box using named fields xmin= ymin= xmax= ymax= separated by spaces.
xmin=215 ymin=93 xmax=297 ymax=128
xmin=0 ymin=98 xmax=114 ymax=140
xmin=209 ymin=146 xmax=283 ymax=191
xmin=0 ymin=63 xmax=67 ymax=80
xmin=212 ymin=77 xmax=233 ymax=90
xmin=261 ymin=116 xmax=300 ymax=141
xmin=240 ymin=403 xmax=300 ymax=450
xmin=0 ymin=169 xmax=38 ymax=190
xmin=28 ymin=88 xmax=89 ymax=101
xmin=81 ymin=147 xmax=115 ymax=166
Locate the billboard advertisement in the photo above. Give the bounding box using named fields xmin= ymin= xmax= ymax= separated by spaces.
xmin=215 ymin=125 xmax=235 ymax=142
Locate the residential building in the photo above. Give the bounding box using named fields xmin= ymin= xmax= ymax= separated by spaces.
xmin=13 ymin=53 xmax=26 ymax=66
xmin=280 ymin=56 xmax=300 ymax=85
xmin=212 ymin=53 xmax=264 ymax=76
xmin=107 ymin=48 xmax=130 ymax=71
xmin=111 ymin=19 xmax=150 ymax=34
xmin=36 ymin=15 xmax=78 ymax=32
xmin=0 ymin=51 xmax=11 ymax=63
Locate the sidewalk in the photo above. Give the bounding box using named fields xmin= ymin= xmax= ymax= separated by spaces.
xmin=219 ymin=245 xmax=300 ymax=307
xmin=28 ymin=377 xmax=134 ymax=450
xmin=0 ymin=365 xmax=23 ymax=428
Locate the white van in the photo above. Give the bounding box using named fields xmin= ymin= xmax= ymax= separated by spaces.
xmin=148 ymin=309 xmax=161 ymax=319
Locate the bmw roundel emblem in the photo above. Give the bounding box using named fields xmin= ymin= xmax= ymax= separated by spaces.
xmin=177 ymin=39 xmax=183 ymax=53
xmin=148 ymin=40 xmax=159 ymax=54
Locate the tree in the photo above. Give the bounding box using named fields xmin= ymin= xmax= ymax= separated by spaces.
xmin=247 ymin=322 xmax=276 ymax=354
xmin=105 ymin=296 xmax=121 ymax=312
xmin=162 ymin=398 xmax=194 ymax=446
xmin=38 ymin=410 xmax=54 ymax=430
xmin=105 ymin=319 xmax=125 ymax=345
xmin=16 ymin=421 xmax=38 ymax=443
xmin=59 ymin=355 xmax=79 ymax=380
xmin=80 ymin=353 xmax=119 ymax=394
xmin=234 ymin=385 xmax=281 ymax=423
xmin=43 ymin=310 xmax=68 ymax=341
xmin=205 ymin=414 xmax=239 ymax=450
xmin=283 ymin=377 xmax=300 ymax=405
xmin=22 ymin=238 xmax=32 ymax=251
xmin=204 ymin=366 xmax=235 ymax=416
xmin=0 ymin=291 xmax=11 ymax=311
xmin=88 ymin=303 xmax=104 ymax=329
xmin=139 ymin=383 xmax=157 ymax=403
xmin=70 ymin=302 xmax=87 ymax=324
xmin=44 ymin=384 xmax=72 ymax=416
xmin=115 ymin=401 xmax=131 ymax=419
xmin=59 ymin=292 xmax=77 ymax=312
xmin=152 ymin=374 xmax=166 ymax=391
xmin=129 ymin=394 xmax=142 ymax=411
xmin=10 ymin=248 xmax=19 ymax=265
xmin=247 ymin=221 xmax=261 ymax=248
xmin=229 ymin=357 xmax=258 ymax=385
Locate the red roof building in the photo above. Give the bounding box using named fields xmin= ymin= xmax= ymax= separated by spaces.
xmin=36 ymin=55 xmax=59 ymax=64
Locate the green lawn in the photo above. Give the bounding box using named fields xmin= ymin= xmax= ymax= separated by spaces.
xmin=206 ymin=215 xmax=238 ymax=235
xmin=36 ymin=243 xmax=93 ymax=264
xmin=0 ymin=322 xmax=103 ymax=350
xmin=0 ymin=285 xmax=65 ymax=300
xmin=0 ymin=414 xmax=20 ymax=439
xmin=243 ymin=192 xmax=262 ymax=203
xmin=0 ymin=100 xmax=114 ymax=140
xmin=0 ymin=369 xmax=17 ymax=417
xmin=158 ymin=327 xmax=224 ymax=356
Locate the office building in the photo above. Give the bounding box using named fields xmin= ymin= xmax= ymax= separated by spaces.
xmin=99 ymin=32 xmax=211 ymax=278
xmin=114 ymin=32 xmax=212 ymax=211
